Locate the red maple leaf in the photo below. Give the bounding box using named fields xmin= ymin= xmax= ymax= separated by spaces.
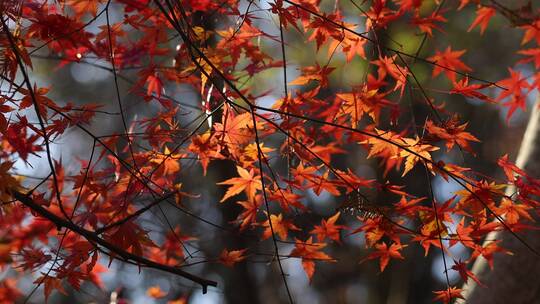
xmin=432 ymin=287 xmax=464 ymax=304
xmin=306 ymin=13 xmax=344 ymax=51
xmin=362 ymin=242 xmax=406 ymax=272
xmin=411 ymin=12 xmax=447 ymax=37
xmin=468 ymin=7 xmax=496 ymax=34
xmin=451 ymin=259 xmax=485 ymax=287
xmin=521 ymin=20 xmax=540 ymax=45
xmin=451 ymin=77 xmax=495 ymax=103
xmin=145 ymin=74 xmax=163 ymax=98
xmin=497 ymin=68 xmax=530 ymax=121
xmin=310 ymin=212 xmax=346 ymax=243
xmin=518 ymin=48 xmax=540 ymax=68
xmin=428 ymin=47 xmax=472 ymax=82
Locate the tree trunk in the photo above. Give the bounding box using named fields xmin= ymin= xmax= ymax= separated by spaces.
xmin=457 ymin=100 xmax=540 ymax=304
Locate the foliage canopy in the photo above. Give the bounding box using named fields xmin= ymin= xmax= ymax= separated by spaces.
xmin=1 ymin=0 xmax=540 ymax=303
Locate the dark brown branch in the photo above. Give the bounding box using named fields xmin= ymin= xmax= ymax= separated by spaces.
xmin=11 ymin=190 xmax=217 ymax=293
xmin=95 ymin=191 xmax=177 ymax=234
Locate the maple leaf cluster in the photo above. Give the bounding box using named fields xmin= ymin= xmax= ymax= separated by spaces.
xmin=0 ymin=0 xmax=539 ymax=303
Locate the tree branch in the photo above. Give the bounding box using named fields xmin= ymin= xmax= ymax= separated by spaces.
xmin=11 ymin=190 xmax=217 ymax=294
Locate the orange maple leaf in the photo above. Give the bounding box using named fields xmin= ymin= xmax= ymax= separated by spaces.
xmin=213 ymin=106 xmax=253 ymax=149
xmin=235 ymin=194 xmax=263 ymax=231
xmin=262 ymin=213 xmax=300 ymax=240
xmin=0 ymin=161 xmax=21 ymax=202
xmin=218 ymin=248 xmax=248 ymax=267
xmin=371 ymin=55 xmax=408 ymax=95
xmin=33 ymin=276 xmax=67 ymax=302
xmin=362 ymin=129 xmax=402 ymax=159
xmin=147 ymin=285 xmax=167 ymax=299
xmin=495 ymin=197 xmax=533 ymax=225
xmin=518 ymin=48 xmax=540 ymax=68
xmin=333 ymin=34 xmax=367 ymax=62
xmin=362 ymin=242 xmax=406 ymax=272
xmin=336 ymin=87 xmax=386 ymax=126
xmin=66 ymin=0 xmax=105 ymax=17
xmin=309 ymin=170 xmax=341 ymax=196
xmin=471 ymin=241 xmax=512 ymax=269
xmin=289 ymin=64 xmax=335 ymax=87
xmin=240 ymin=143 xmax=274 ymax=167
xmin=398 ymin=137 xmax=439 ymax=176
xmin=411 ymin=12 xmax=447 ymax=37
xmin=455 ymin=180 xmax=505 ymax=215
xmin=150 ymin=146 xmax=183 ymax=176
xmin=188 ymin=132 xmax=226 ymax=175
xmin=217 ymin=166 xmax=262 ymax=203
xmin=290 ymin=237 xmax=334 ymax=281
xmin=432 ymin=287 xmax=464 ymax=304
xmin=497 ymin=154 xmax=525 ymax=181
xmin=168 ymin=297 xmax=188 ymax=304
xmin=306 ymin=13 xmax=344 ymax=51
xmin=425 ymin=117 xmax=480 ymax=152
xmin=267 ymin=187 xmax=306 ymax=212
xmin=310 ymin=212 xmax=346 ymax=243
xmin=521 ymin=20 xmax=540 ymax=45
xmin=291 ymin=162 xmax=318 ymax=185
xmin=0 ymin=279 xmax=21 ymax=303
xmin=361 ymin=129 xmax=405 ymax=175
